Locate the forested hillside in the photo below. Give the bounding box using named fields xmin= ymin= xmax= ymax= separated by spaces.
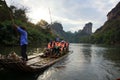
xmin=0 ymin=0 xmax=56 ymax=46
xmin=91 ymin=2 xmax=120 ymax=45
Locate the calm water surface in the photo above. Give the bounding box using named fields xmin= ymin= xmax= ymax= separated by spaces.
xmin=0 ymin=43 xmax=120 ymax=80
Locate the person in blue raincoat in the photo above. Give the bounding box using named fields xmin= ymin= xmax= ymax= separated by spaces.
xmin=13 ymin=24 xmax=28 ymax=61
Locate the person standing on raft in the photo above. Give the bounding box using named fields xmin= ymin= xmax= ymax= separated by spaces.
xmin=13 ymin=24 xmax=28 ymax=61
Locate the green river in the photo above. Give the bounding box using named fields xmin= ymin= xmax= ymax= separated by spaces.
xmin=0 ymin=43 xmax=120 ymax=80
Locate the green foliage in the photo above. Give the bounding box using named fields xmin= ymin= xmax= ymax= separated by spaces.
xmin=0 ymin=20 xmax=55 ymax=46
xmin=0 ymin=0 xmax=11 ymax=22
xmin=0 ymin=21 xmax=18 ymax=45
xmin=27 ymin=26 xmax=53 ymax=44
xmin=91 ymin=19 xmax=120 ymax=45
xmin=12 ymin=6 xmax=28 ymax=22
xmin=65 ymin=31 xmax=74 ymax=42
xmin=0 ymin=3 xmax=56 ymax=46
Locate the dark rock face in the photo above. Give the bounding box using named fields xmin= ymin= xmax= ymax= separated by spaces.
xmin=51 ymin=22 xmax=63 ymax=33
xmin=96 ymin=1 xmax=120 ymax=33
xmin=51 ymin=22 xmax=92 ymax=37
xmin=107 ymin=2 xmax=120 ymax=20
xmin=50 ymin=22 xmax=66 ymax=38
xmin=93 ymin=1 xmax=120 ymax=45
xmin=50 ymin=22 xmax=92 ymax=43
xmin=82 ymin=22 xmax=92 ymax=35
xmin=72 ymin=22 xmax=92 ymax=42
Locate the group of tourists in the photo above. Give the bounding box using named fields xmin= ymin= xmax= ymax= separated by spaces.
xmin=13 ymin=24 xmax=69 ymax=61
xmin=42 ymin=40 xmax=69 ymax=57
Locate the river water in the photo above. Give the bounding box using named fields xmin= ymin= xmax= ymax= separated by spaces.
xmin=0 ymin=43 xmax=120 ymax=80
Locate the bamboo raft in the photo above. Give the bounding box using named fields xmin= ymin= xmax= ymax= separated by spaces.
xmin=0 ymin=51 xmax=69 ymax=73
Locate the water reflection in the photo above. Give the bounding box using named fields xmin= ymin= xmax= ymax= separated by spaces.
xmin=0 ymin=43 xmax=120 ymax=80
xmin=37 ymin=54 xmax=70 ymax=80
xmin=36 ymin=43 xmax=120 ymax=80
xmin=81 ymin=44 xmax=92 ymax=63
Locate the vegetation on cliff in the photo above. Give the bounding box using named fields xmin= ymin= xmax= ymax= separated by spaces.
xmin=50 ymin=22 xmax=92 ymax=43
xmin=91 ymin=2 xmax=120 ymax=45
xmin=0 ymin=1 xmax=56 ymax=46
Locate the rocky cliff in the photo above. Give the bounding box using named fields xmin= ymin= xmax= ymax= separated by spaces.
xmin=93 ymin=1 xmax=120 ymax=44
xmin=50 ymin=22 xmax=67 ymax=39
xmin=73 ymin=22 xmax=92 ymax=42
xmin=107 ymin=2 xmax=120 ymax=20
xmin=82 ymin=22 xmax=92 ymax=34
xmin=50 ymin=22 xmax=92 ymax=43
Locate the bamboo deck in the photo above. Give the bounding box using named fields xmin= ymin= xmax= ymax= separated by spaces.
xmin=0 ymin=52 xmax=69 ymax=73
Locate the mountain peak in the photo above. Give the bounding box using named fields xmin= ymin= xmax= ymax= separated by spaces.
xmin=107 ymin=1 xmax=120 ymax=20
xmin=82 ymin=22 xmax=92 ymax=34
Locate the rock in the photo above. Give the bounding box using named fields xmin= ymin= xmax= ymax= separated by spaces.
xmin=82 ymin=22 xmax=92 ymax=35
xmin=107 ymin=2 xmax=120 ymax=20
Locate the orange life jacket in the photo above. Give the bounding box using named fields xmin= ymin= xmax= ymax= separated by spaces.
xmin=48 ymin=43 xmax=52 ymax=49
xmin=65 ymin=42 xmax=69 ymax=48
xmin=55 ymin=42 xmax=61 ymax=47
xmin=61 ymin=43 xmax=65 ymax=48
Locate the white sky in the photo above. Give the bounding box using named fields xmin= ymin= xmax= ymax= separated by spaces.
xmin=6 ymin=0 xmax=120 ymax=32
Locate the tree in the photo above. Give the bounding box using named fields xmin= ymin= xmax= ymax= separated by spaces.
xmin=36 ymin=19 xmax=49 ymax=29
xmin=10 ymin=5 xmax=28 ymax=22
xmin=0 ymin=0 xmax=11 ymax=22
